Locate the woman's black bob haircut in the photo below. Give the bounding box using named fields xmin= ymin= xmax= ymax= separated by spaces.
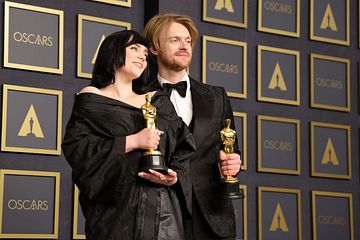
xmin=90 ymin=30 xmax=150 ymax=91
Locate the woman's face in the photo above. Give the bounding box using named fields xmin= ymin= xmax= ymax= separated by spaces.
xmin=120 ymin=43 xmax=148 ymax=80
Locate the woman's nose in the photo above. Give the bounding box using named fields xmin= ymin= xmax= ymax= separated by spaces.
xmin=138 ymin=54 xmax=146 ymax=61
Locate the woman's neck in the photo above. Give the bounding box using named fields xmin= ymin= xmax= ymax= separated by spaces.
xmin=103 ymin=77 xmax=135 ymax=99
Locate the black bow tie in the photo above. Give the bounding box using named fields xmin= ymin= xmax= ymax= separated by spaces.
xmin=162 ymin=81 xmax=187 ymax=97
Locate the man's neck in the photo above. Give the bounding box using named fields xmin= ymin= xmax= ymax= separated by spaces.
xmin=158 ymin=68 xmax=187 ymax=84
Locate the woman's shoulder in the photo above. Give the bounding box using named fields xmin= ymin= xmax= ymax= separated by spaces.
xmin=75 ymin=86 xmax=113 ymax=107
xmin=78 ymin=86 xmax=101 ymax=94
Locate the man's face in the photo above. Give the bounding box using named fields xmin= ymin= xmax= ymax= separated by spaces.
xmin=154 ymin=22 xmax=193 ymax=71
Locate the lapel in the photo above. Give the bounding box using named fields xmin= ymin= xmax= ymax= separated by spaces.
xmin=190 ymin=78 xmax=214 ymax=147
xmin=140 ymin=78 xmax=162 ymax=93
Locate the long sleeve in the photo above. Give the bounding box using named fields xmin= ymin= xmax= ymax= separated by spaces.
xmin=62 ymin=95 xmax=135 ymax=203
xmin=62 ymin=110 xmax=127 ymax=203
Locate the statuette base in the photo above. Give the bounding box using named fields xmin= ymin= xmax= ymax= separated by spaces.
xmin=219 ymin=177 xmax=244 ymax=199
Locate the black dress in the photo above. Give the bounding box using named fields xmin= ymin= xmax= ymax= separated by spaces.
xmin=62 ymin=91 xmax=195 ymax=240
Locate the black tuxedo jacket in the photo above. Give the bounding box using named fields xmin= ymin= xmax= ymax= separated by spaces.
xmin=189 ymin=78 xmax=237 ymax=238
xmin=143 ymin=77 xmax=238 ymax=238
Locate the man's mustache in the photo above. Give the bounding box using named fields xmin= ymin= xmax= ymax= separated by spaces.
xmin=175 ymin=50 xmax=190 ymax=56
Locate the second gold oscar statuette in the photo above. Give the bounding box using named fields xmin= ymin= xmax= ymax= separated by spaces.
xmin=220 ymin=119 xmax=243 ymax=199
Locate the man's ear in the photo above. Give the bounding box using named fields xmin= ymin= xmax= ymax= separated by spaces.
xmin=149 ymin=46 xmax=158 ymax=56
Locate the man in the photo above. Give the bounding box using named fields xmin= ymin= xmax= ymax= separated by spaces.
xmin=142 ymin=13 xmax=241 ymax=239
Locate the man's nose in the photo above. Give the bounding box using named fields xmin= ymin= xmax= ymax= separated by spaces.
xmin=179 ymin=40 xmax=188 ymax=49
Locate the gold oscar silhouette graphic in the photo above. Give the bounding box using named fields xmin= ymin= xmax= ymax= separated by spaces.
xmin=214 ymin=0 xmax=234 ymax=13
xmin=220 ymin=119 xmax=243 ymax=199
xmin=138 ymin=94 xmax=168 ymax=174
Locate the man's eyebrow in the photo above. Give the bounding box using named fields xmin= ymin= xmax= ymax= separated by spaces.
xmin=168 ymin=36 xmax=191 ymax=39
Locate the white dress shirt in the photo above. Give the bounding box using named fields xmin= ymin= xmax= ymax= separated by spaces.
xmin=158 ymin=73 xmax=193 ymax=126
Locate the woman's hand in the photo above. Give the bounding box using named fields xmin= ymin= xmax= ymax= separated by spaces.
xmin=125 ymin=128 xmax=163 ymax=153
xmin=138 ymin=169 xmax=178 ymax=186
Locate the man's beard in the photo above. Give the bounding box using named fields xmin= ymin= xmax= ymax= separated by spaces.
xmin=158 ymin=53 xmax=191 ymax=72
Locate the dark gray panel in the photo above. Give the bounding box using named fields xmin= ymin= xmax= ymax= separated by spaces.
xmin=261 ymin=120 xmax=297 ymax=170
xmin=314 ymin=195 xmax=351 ymax=240
xmin=206 ymin=0 xmax=245 ymax=24
xmin=261 ymin=191 xmax=299 ymax=239
xmin=206 ymin=40 xmax=244 ymax=94
xmin=261 ymin=51 xmax=297 ymax=101
xmin=2 ymin=175 xmax=56 ymax=234
xmin=313 ymin=59 xmax=347 ymax=107
xmin=261 ymin=0 xmax=297 ymax=32
xmin=8 ymin=7 xmax=59 ymax=68
xmin=6 ymin=90 xmax=58 ymax=149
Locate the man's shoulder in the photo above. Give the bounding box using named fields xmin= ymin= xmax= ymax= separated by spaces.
xmin=190 ymin=78 xmax=226 ymax=95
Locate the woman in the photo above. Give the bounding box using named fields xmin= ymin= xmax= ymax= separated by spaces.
xmin=62 ymin=30 xmax=194 ymax=239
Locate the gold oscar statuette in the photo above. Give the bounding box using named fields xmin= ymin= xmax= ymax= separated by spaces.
xmin=138 ymin=93 xmax=168 ymax=174
xmin=220 ymin=119 xmax=243 ymax=199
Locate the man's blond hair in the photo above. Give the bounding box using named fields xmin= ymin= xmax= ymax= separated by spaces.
xmin=143 ymin=13 xmax=198 ymax=52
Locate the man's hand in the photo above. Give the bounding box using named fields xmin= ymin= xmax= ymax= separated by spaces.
xmin=219 ymin=150 xmax=241 ymax=176
xmin=138 ymin=168 xmax=178 ymax=186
